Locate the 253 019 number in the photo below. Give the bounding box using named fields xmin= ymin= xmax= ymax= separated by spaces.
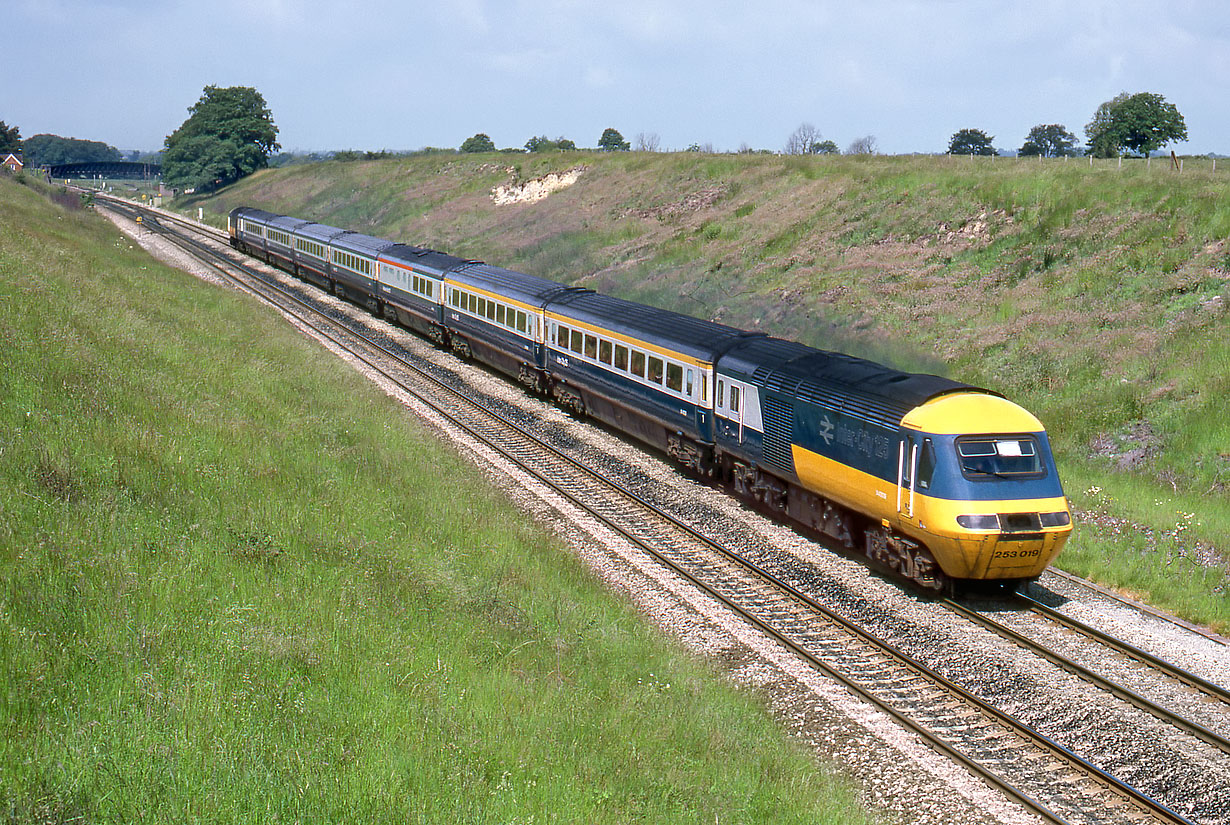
xmin=993 ymin=547 xmax=1042 ymax=559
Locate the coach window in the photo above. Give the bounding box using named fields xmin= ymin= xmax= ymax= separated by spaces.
xmin=496 ymin=304 xmax=505 ymax=326
xmin=717 ymin=379 xmax=726 ymax=411
xmin=570 ymin=329 xmax=583 ymax=354
xmin=584 ymin=334 xmax=597 ymax=360
xmin=630 ymin=350 xmax=645 ymax=378
xmin=686 ymin=368 xmax=695 ymax=398
xmin=599 ymin=339 xmax=613 ymax=365
xmin=487 ymin=301 xmax=497 ymax=320
xmin=666 ymin=363 xmax=683 ymax=393
xmin=648 ymin=356 xmax=664 ymax=385
xmin=614 ymin=344 xmax=629 ymax=371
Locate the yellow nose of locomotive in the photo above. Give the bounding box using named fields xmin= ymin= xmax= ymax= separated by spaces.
xmin=899 ymin=393 xmax=1072 ymax=582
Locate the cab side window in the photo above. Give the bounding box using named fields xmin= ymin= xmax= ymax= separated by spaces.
xmin=917 ymin=439 xmax=936 ymax=490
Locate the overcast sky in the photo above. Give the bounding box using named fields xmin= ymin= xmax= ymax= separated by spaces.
xmin=5 ymin=0 xmax=1227 ymax=156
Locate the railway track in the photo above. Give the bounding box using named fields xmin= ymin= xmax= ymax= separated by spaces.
xmin=100 ymin=195 xmax=1229 ymax=825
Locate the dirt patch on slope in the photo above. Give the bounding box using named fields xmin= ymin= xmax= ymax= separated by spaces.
xmin=492 ymin=167 xmax=586 ymax=205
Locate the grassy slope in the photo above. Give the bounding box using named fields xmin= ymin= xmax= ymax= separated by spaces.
xmin=0 ymin=176 xmax=870 ymax=823
xmin=185 ymin=152 xmax=1230 ymax=629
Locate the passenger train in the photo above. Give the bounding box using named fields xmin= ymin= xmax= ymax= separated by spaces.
xmin=230 ymin=206 xmax=1072 ymax=594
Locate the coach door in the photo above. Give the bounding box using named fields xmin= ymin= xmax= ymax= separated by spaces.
xmin=897 ymin=432 xmax=936 ymax=525
xmin=897 ymin=434 xmax=920 ymax=522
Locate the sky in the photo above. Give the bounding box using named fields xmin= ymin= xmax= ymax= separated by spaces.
xmin=4 ymin=0 xmax=1227 ymax=156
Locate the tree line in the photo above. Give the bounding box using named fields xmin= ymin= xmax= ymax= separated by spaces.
xmin=0 ymin=122 xmax=127 ymax=167
xmin=945 ymin=92 xmax=1188 ymax=158
xmin=459 ymin=127 xmax=630 ymax=154
xmin=1 ymin=86 xmax=1200 ymax=194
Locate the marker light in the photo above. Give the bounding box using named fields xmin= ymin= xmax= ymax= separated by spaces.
xmin=1040 ymin=511 xmax=1072 ymax=528
xmin=956 ymin=514 xmax=1000 ymax=530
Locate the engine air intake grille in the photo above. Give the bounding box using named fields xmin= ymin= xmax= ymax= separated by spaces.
xmin=761 ymin=394 xmax=796 ymax=477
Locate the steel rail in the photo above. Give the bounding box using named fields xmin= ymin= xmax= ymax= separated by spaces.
xmin=1018 ymin=593 xmax=1230 ymax=705
xmin=944 ymin=598 xmax=1230 ymax=755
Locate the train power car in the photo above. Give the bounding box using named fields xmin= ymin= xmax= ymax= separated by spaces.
xmin=228 ymin=206 xmax=1073 ymax=594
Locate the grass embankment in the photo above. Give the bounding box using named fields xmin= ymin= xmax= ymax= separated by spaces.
xmin=0 ymin=176 xmax=871 ymax=822
xmin=185 ymin=153 xmax=1230 ymax=631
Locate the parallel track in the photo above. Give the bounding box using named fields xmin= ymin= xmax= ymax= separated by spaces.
xmin=100 ymin=195 xmax=1224 ymax=825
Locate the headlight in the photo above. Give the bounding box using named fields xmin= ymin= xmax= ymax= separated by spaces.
xmin=957 ymin=514 xmax=1000 ymax=530
xmin=1040 ymin=511 xmax=1071 ymax=528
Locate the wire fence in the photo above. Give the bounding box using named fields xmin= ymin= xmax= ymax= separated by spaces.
xmin=948 ymin=152 xmax=1223 ymax=175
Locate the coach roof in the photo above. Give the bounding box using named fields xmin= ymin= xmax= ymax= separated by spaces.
xmin=267 ymin=215 xmax=311 ymax=233
xmin=293 ymin=222 xmax=347 ymax=244
xmin=449 ymin=261 xmax=585 ymax=308
xmin=548 ymin=290 xmax=749 ymax=362
xmin=231 ymin=206 xmax=280 ymax=226
xmin=722 ymin=335 xmax=987 ymax=429
xmin=331 ymin=231 xmax=395 ymax=257
xmin=379 ymin=244 xmax=472 ymax=278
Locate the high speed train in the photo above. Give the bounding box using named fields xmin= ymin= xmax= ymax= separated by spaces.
xmin=230 ymin=205 xmax=1072 ymax=594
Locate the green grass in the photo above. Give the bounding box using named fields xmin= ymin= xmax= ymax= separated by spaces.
xmin=180 ymin=151 xmax=1230 ymax=631
xmin=0 ymin=177 xmax=872 ymax=823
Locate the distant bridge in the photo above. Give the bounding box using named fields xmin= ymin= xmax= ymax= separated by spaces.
xmin=45 ymin=161 xmax=161 ymax=180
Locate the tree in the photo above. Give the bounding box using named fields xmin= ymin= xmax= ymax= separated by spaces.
xmin=22 ymin=134 xmax=121 ymax=167
xmin=162 ymin=86 xmax=279 ymax=191
xmin=524 ymin=135 xmax=576 ymax=152
xmin=846 ymin=135 xmax=878 ymax=155
xmin=0 ymin=120 xmax=21 ymax=154
xmin=634 ymin=132 xmax=660 ymax=152
xmin=460 ymin=133 xmax=496 ymax=153
xmin=1084 ymin=92 xmax=1187 ymax=158
xmin=786 ymin=126 xmax=838 ymax=155
xmin=597 ymin=128 xmax=630 ymax=151
xmin=1085 ymin=94 xmax=1128 ymax=157
xmin=947 ymin=128 xmax=996 ymax=156
xmin=785 ymin=122 xmax=827 ymax=155
xmin=1019 ymin=124 xmax=1080 ymax=157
